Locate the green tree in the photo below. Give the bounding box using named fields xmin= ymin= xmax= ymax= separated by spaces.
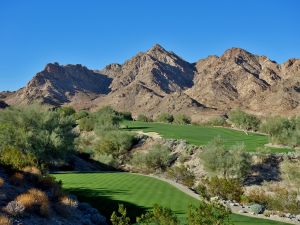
xmin=137 ymin=204 xmax=178 ymax=225
xmin=187 ymin=201 xmax=232 ymax=225
xmin=200 ymin=137 xmax=251 ymax=179
xmin=228 ymin=109 xmax=260 ymax=131
xmin=94 ymin=106 xmax=121 ymax=133
xmin=0 ymin=105 xmax=77 ymax=168
xmin=111 ymin=204 xmax=131 ymax=225
xmin=131 ymin=144 xmax=172 ymax=172
xmin=137 ymin=114 xmax=151 ymax=122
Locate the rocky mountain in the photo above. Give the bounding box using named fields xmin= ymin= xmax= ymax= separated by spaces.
xmin=2 ymin=44 xmax=300 ymax=120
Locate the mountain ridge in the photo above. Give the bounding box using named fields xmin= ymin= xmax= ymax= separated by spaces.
xmin=1 ymin=44 xmax=300 ymax=121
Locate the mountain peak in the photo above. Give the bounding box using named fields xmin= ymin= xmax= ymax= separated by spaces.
xmin=221 ymin=47 xmax=252 ymax=59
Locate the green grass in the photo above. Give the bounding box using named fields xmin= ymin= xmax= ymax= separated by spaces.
xmin=122 ymin=121 xmax=291 ymax=152
xmin=53 ymin=172 xmax=289 ymax=225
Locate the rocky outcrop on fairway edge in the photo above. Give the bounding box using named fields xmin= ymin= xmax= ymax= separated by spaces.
xmin=3 ymin=44 xmax=300 ymax=118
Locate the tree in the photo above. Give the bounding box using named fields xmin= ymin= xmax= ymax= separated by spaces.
xmin=280 ymin=159 xmax=300 ymax=194
xmin=228 ymin=109 xmax=260 ymax=131
xmin=131 ymin=144 xmax=172 ymax=172
xmin=200 ymin=137 xmax=251 ymax=179
xmin=94 ymin=106 xmax=121 ymax=133
xmin=187 ymin=201 xmax=232 ymax=225
xmin=111 ymin=204 xmax=131 ymax=225
xmin=0 ymin=105 xmax=77 ymax=168
xmin=137 ymin=114 xmax=151 ymax=122
xmin=137 ymin=204 xmax=178 ymax=225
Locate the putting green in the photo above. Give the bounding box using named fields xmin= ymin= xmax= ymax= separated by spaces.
xmin=123 ymin=121 xmax=291 ymax=152
xmin=53 ymin=172 xmax=289 ymax=225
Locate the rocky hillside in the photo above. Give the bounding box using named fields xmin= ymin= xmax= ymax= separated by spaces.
xmin=1 ymin=44 xmax=300 ymax=119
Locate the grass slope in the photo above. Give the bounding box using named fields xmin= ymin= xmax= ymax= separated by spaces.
xmin=123 ymin=121 xmax=291 ymax=152
xmin=54 ymin=172 xmax=289 ymax=225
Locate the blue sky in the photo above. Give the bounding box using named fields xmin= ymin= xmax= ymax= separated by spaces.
xmin=0 ymin=0 xmax=299 ymax=91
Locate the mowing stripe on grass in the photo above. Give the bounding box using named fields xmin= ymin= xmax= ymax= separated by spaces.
xmin=53 ymin=172 xmax=290 ymax=225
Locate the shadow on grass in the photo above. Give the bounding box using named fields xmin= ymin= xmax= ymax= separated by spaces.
xmin=123 ymin=126 xmax=151 ymax=131
xmin=65 ymin=187 xmax=148 ymax=223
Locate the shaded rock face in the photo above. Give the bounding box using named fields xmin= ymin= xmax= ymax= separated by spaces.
xmin=0 ymin=100 xmax=8 ymax=109
xmin=3 ymin=45 xmax=300 ymax=118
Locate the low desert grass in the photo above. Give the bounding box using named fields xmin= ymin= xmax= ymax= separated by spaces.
xmin=16 ymin=188 xmax=50 ymax=217
xmin=0 ymin=177 xmax=5 ymax=187
xmin=0 ymin=215 xmax=11 ymax=225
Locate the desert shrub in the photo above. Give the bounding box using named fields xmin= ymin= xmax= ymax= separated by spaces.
xmin=280 ymin=159 xmax=300 ymax=192
xmin=4 ymin=201 xmax=25 ymax=216
xmin=195 ymin=183 xmax=210 ymax=200
xmin=60 ymin=195 xmax=78 ymax=208
xmin=0 ymin=105 xmax=77 ymax=168
xmin=246 ymin=186 xmax=299 ymax=214
xmin=93 ymin=131 xmax=135 ymax=161
xmin=137 ymin=204 xmax=179 ymax=225
xmin=173 ymin=114 xmax=191 ymax=125
xmin=260 ymin=116 xmax=300 ymax=147
xmin=137 ymin=114 xmax=151 ymax=122
xmin=74 ymin=110 xmax=89 ymax=120
xmin=249 ymin=203 xmax=264 ymax=214
xmin=0 ymin=146 xmax=37 ymax=170
xmin=94 ymin=106 xmax=121 ymax=133
xmin=187 ymin=201 xmax=231 ymax=225
xmin=131 ymin=144 xmax=172 ymax=172
xmin=9 ymin=172 xmax=24 ymax=186
xmin=205 ymin=116 xmax=228 ymax=127
xmin=16 ymin=188 xmax=50 ymax=217
xmin=111 ymin=204 xmax=131 ymax=225
xmin=0 ymin=215 xmax=11 ymax=225
xmin=228 ymin=109 xmax=260 ymax=131
xmin=167 ymin=165 xmax=195 ymax=188
xmin=57 ymin=106 xmax=76 ymax=117
xmin=0 ymin=177 xmax=4 ymax=187
xmin=200 ymin=138 xmax=251 ymax=179
xmin=78 ymin=116 xmax=95 ymax=131
xmin=206 ymin=177 xmax=243 ymax=202
xmin=156 ymin=113 xmax=174 ymax=123
xmin=22 ymin=166 xmax=42 ymax=176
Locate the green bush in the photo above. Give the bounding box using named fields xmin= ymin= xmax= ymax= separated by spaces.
xmin=0 ymin=105 xmax=77 ymax=168
xmin=187 ymin=201 xmax=232 ymax=225
xmin=260 ymin=116 xmax=300 ymax=147
xmin=205 ymin=117 xmax=228 ymax=127
xmin=137 ymin=204 xmax=179 ymax=225
xmin=57 ymin=106 xmax=76 ymax=117
xmin=200 ymin=137 xmax=251 ymax=179
xmin=228 ymin=109 xmax=260 ymax=131
xmin=111 ymin=204 xmax=131 ymax=225
xmin=156 ymin=113 xmax=174 ymax=123
xmin=173 ymin=114 xmax=191 ymax=125
xmin=206 ymin=177 xmax=243 ymax=202
xmin=94 ymin=106 xmax=122 ymax=133
xmin=167 ymin=165 xmax=195 ymax=188
xmin=131 ymin=144 xmax=172 ymax=172
xmin=78 ymin=116 xmax=95 ymax=131
xmin=74 ymin=110 xmax=89 ymax=120
xmin=0 ymin=146 xmax=37 ymax=170
xmin=137 ymin=114 xmax=151 ymax=122
xmin=93 ymin=131 xmax=135 ymax=161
